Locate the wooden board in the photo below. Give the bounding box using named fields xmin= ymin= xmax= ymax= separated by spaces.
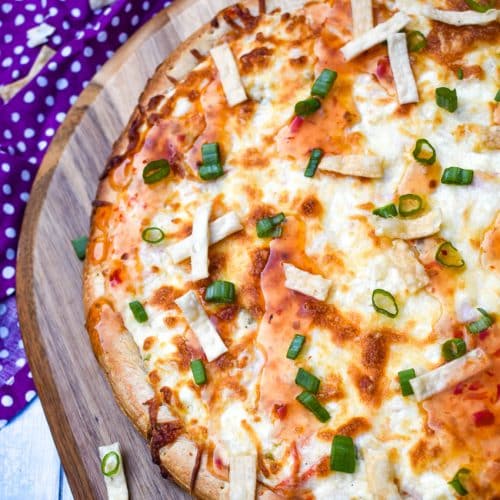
xmin=16 ymin=1 xmax=239 ymax=498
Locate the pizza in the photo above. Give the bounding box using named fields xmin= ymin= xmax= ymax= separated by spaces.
xmin=83 ymin=0 xmax=500 ymax=498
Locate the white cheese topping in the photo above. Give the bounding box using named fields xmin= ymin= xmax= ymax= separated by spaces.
xmin=27 ymin=23 xmax=56 ymax=48
xmin=423 ymin=7 xmax=499 ymax=26
xmin=319 ymin=155 xmax=384 ymax=178
xmin=190 ymin=202 xmax=212 ymax=281
xmin=372 ymin=209 xmax=442 ymax=240
xmin=283 ymin=263 xmax=332 ymax=301
xmin=229 ymin=453 xmax=257 ymax=500
xmin=351 ymin=0 xmax=374 ymax=37
xmin=175 ymin=291 xmax=228 ymax=362
xmin=389 ymin=240 xmax=429 ymax=293
xmin=98 ymin=442 xmax=129 ymax=500
xmin=365 ymin=447 xmax=400 ymax=500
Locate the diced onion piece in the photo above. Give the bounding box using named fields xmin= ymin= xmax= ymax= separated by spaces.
xmin=423 ymin=6 xmax=499 ymax=26
xmin=387 ymin=33 xmax=419 ymax=104
xmin=372 ymin=209 xmax=442 ymax=240
xmin=365 ymin=448 xmax=400 ymax=499
xmin=98 ymin=442 xmax=129 ymax=500
xmin=409 ymin=348 xmax=491 ymax=402
xmin=210 ymin=43 xmax=247 ymax=107
xmin=283 ymin=263 xmax=332 ymax=301
xmin=229 ymin=453 xmax=257 ymax=500
xmin=340 ymin=12 xmax=410 ymax=61
xmin=167 ymin=212 xmax=243 ymax=263
xmin=175 ymin=291 xmax=228 ymax=362
xmin=90 ymin=0 xmax=115 ymax=11
xmin=319 ymin=155 xmax=383 ymax=178
xmin=190 ymin=202 xmax=212 ymax=281
xmin=27 ymin=23 xmax=56 ymax=48
xmin=389 ymin=240 xmax=429 ymax=293
xmin=351 ymin=0 xmax=374 ymax=37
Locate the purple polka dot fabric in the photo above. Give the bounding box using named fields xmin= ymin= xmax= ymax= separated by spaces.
xmin=0 ymin=0 xmax=171 ymax=427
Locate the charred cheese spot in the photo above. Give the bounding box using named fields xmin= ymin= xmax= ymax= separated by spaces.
xmin=240 ymin=46 xmax=274 ymax=73
xmin=335 ymin=417 xmax=371 ymax=437
xmin=299 ymin=195 xmax=323 ymax=218
xmin=150 ymin=286 xmax=178 ymax=310
xmin=409 ymin=439 xmax=443 ymax=473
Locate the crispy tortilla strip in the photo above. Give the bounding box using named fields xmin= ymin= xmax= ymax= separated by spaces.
xmin=175 ymin=291 xmax=228 ymax=362
xmin=98 ymin=442 xmax=129 ymax=500
xmin=190 ymin=202 xmax=212 ymax=281
xmin=365 ymin=447 xmax=400 ymax=500
xmin=410 ymin=348 xmax=491 ymax=402
xmin=229 ymin=453 xmax=257 ymax=500
xmin=390 ymin=240 xmax=429 ymax=293
xmin=373 ymin=209 xmax=442 ymax=240
xmin=387 ymin=33 xmax=418 ymax=104
xmin=0 ymin=46 xmax=55 ymax=103
xmin=167 ymin=212 xmax=243 ymax=264
xmin=351 ymin=0 xmax=373 ymax=37
xmin=423 ymin=7 xmax=499 ymax=26
xmin=283 ymin=263 xmax=332 ymax=301
xmin=481 ymin=126 xmax=500 ymax=150
xmin=27 ymin=23 xmax=56 ymax=48
xmin=340 ymin=11 xmax=410 ymax=61
xmin=266 ymin=0 xmax=308 ymax=13
xmin=89 ymin=0 xmax=115 ymax=9
xmin=210 ymin=43 xmax=247 ymax=107
xmin=319 ymin=155 xmax=384 ymax=178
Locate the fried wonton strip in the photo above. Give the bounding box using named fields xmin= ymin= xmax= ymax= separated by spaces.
xmin=27 ymin=23 xmax=56 ymax=48
xmin=229 ymin=453 xmax=257 ymax=500
xmin=423 ymin=7 xmax=499 ymax=26
xmin=390 ymin=240 xmax=429 ymax=293
xmin=319 ymin=155 xmax=384 ymax=178
xmin=340 ymin=11 xmax=410 ymax=61
xmin=167 ymin=212 xmax=243 ymax=264
xmin=98 ymin=442 xmax=129 ymax=500
xmin=283 ymin=263 xmax=332 ymax=301
xmin=373 ymin=209 xmax=442 ymax=240
xmin=387 ymin=33 xmax=418 ymax=104
xmin=89 ymin=0 xmax=115 ymax=9
xmin=410 ymin=348 xmax=491 ymax=402
xmin=0 ymin=46 xmax=55 ymax=103
xmin=351 ymin=0 xmax=373 ymax=37
xmin=175 ymin=291 xmax=228 ymax=362
xmin=190 ymin=202 xmax=212 ymax=281
xmin=365 ymin=448 xmax=400 ymax=500
xmin=210 ymin=43 xmax=247 ymax=107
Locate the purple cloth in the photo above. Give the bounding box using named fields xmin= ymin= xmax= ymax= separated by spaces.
xmin=0 ymin=0 xmax=170 ymax=427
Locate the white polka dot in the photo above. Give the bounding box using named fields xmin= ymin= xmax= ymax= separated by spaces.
xmin=38 ymin=140 xmax=48 ymax=151
xmin=45 ymin=128 xmax=55 ymax=137
xmin=45 ymin=95 xmax=54 ymax=106
xmin=118 ymin=33 xmax=128 ymax=44
xmin=11 ymin=112 xmax=20 ymax=122
xmin=6 ymin=248 xmax=15 ymax=260
xmin=2 ymin=184 xmax=11 ymax=195
xmin=71 ymin=7 xmax=81 ymax=18
xmin=111 ymin=16 xmax=120 ymax=26
xmin=48 ymin=7 xmax=58 ymax=17
xmin=34 ymin=13 xmax=43 ymax=23
xmin=0 ymin=327 xmax=8 ymax=339
xmin=21 ymin=169 xmax=31 ymax=181
xmin=1 ymin=395 xmax=13 ymax=407
xmin=76 ymin=30 xmax=84 ymax=40
xmin=20 ymin=55 xmax=30 ymax=65
xmin=24 ymin=91 xmax=35 ymax=103
xmin=0 ymin=304 xmax=5 ymax=315
xmin=6 ymin=376 xmax=14 ymax=386
xmin=28 ymin=371 xmax=32 ymax=379
xmin=143 ymin=1 xmax=150 ymax=9
xmin=131 ymin=14 xmax=140 ymax=26
xmin=82 ymin=80 xmax=89 ymax=88
xmin=14 ymin=13 xmax=25 ymax=25
xmin=97 ymin=31 xmax=107 ymax=43
xmin=36 ymin=75 xmax=48 ymax=87
xmin=93 ymin=22 xmax=101 ymax=31
xmin=24 ymin=128 xmax=35 ymax=139
xmin=48 ymin=61 xmax=58 ymax=71
xmin=103 ymin=7 xmax=112 ymax=15
xmin=125 ymin=3 xmax=132 ymax=13
xmin=2 ymin=57 xmax=13 ymax=68
xmin=2 ymin=266 xmax=15 ymax=279
xmin=25 ymin=390 xmax=36 ymax=402
xmin=56 ymin=112 xmax=66 ymax=123
xmin=3 ymin=204 xmax=14 ymax=215
xmin=28 ymin=156 xmax=37 ymax=165
xmin=25 ymin=3 xmax=36 ymax=12
xmin=83 ymin=46 xmax=94 ymax=57
xmin=16 ymin=358 xmax=26 ymax=368
xmin=4 ymin=34 xmax=13 ymax=43
xmin=105 ymin=50 xmax=114 ymax=59
xmin=6 ymin=288 xmax=15 ymax=296
xmin=7 ymin=146 xmax=15 ymax=155
xmin=16 ymin=141 xmax=27 ymax=153
xmin=3 ymin=129 xmax=12 ymax=140
xmin=62 ymin=20 xmax=70 ymax=30
xmin=18 ymin=339 xmax=23 ymax=349
xmin=20 ymin=192 xmax=29 ymax=202
xmin=56 ymin=78 xmax=68 ymax=90
xmin=5 ymin=228 xmax=16 ymax=239
xmin=11 ymin=69 xmax=20 ymax=79
xmin=14 ymin=45 xmax=24 ymax=55
xmin=36 ymin=113 xmax=45 ymax=124
xmin=61 ymin=46 xmax=72 ymax=57
xmin=1 ymin=163 xmax=10 ymax=173
xmin=69 ymin=95 xmax=77 ymax=105
xmin=0 ymin=350 xmax=9 ymax=359
xmin=70 ymin=60 xmax=81 ymax=73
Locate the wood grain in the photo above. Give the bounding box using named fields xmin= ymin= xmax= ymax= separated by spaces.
xmin=16 ymin=1 xmax=236 ymax=498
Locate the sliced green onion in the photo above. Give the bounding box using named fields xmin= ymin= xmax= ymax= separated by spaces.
xmin=398 ymin=194 xmax=423 ymax=217
xmin=141 ymin=227 xmax=164 ymax=244
xmin=101 ymin=451 xmax=120 ymax=477
xmin=448 ymin=468 xmax=471 ymax=496
xmin=372 ymin=289 xmax=398 ymax=318
xmin=441 ymin=167 xmax=473 ymax=185
xmin=436 ymin=87 xmax=458 ymax=113
xmin=407 ymin=30 xmax=426 ymax=52
xmin=296 ymin=391 xmax=330 ymax=422
xmin=199 ymin=164 xmax=224 ymax=180
xmin=464 ymin=0 xmax=494 ymax=13
xmin=467 ymin=308 xmax=493 ymax=334
xmin=330 ymin=435 xmax=356 ymax=473
xmin=143 ymin=159 xmax=170 ymax=184
xmin=398 ymin=368 xmax=416 ymax=396
xmin=256 ymin=212 xmax=285 ymax=238
xmin=457 ymin=68 xmax=464 ymax=80
xmin=295 ymin=368 xmax=320 ymax=394
xmin=442 ymin=338 xmax=467 ymax=362
xmin=287 ymin=334 xmax=306 ymax=360
xmin=304 ymin=148 xmax=323 ymax=178
xmin=71 ymin=236 xmax=88 ymax=260
xmin=190 ymin=359 xmax=207 ymax=385
xmin=295 ymin=97 xmax=321 ymax=117
xmin=205 ymin=280 xmax=236 ymax=304
xmin=311 ymin=69 xmax=337 ymax=98
xmin=200 ymin=142 xmax=224 ymax=180
xmin=129 ymin=301 xmax=148 ymax=323
xmin=435 ymin=241 xmax=465 ymax=268
xmin=495 ymin=90 xmax=500 ymax=102
xmin=372 ymin=203 xmax=397 ymax=218
xmin=412 ymin=138 xmax=436 ymax=165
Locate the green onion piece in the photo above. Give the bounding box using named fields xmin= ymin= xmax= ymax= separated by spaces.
xmin=435 ymin=87 xmax=458 ymax=113
xmin=311 ymin=69 xmax=337 ymax=98
xmin=199 ymin=164 xmax=224 ymax=180
xmin=442 ymin=338 xmax=467 ymax=362
xmin=304 ymin=148 xmax=323 ymax=178
xmin=199 ymin=142 xmax=224 ymax=180
xmin=495 ymin=90 xmax=500 ymax=102
xmin=296 ymin=391 xmax=330 ymax=422
xmin=295 ymin=97 xmax=321 ymax=117
xmin=190 ymin=359 xmax=207 ymax=385
xmin=256 ymin=212 xmax=286 ymax=238
xmin=398 ymin=368 xmax=416 ymax=396
xmin=129 ymin=301 xmax=148 ymax=323
xmin=412 ymin=138 xmax=436 ymax=165
xmin=143 ymin=159 xmax=170 ymax=184
xmin=398 ymin=194 xmax=423 ymax=217
xmin=457 ymin=68 xmax=464 ymax=80
xmin=435 ymin=241 xmax=465 ymax=268
xmin=372 ymin=203 xmax=397 ymax=218
xmin=205 ymin=280 xmax=236 ymax=304
xmin=71 ymin=236 xmax=88 ymax=260
xmin=449 ymin=468 xmax=471 ymax=496
xmin=372 ymin=289 xmax=398 ymax=318
xmin=467 ymin=308 xmax=493 ymax=334
xmin=141 ymin=227 xmax=164 ymax=244
xmin=464 ymin=0 xmax=494 ymax=12
xmin=441 ymin=167 xmax=473 ymax=185
xmin=287 ymin=334 xmax=306 ymax=360
xmin=330 ymin=435 xmax=356 ymax=473
xmin=295 ymin=368 xmax=320 ymax=394
xmin=101 ymin=451 xmax=120 ymax=477
xmin=407 ymin=30 xmax=427 ymax=52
